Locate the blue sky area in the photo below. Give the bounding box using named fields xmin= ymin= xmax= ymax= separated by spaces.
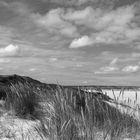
xmin=0 ymin=0 xmax=140 ymax=86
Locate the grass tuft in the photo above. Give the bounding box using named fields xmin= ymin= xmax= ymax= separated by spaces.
xmin=0 ymin=75 xmax=139 ymax=139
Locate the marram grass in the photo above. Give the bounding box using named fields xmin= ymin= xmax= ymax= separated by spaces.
xmin=0 ymin=80 xmax=139 ymax=139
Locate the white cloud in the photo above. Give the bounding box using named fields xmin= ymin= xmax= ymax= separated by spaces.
xmin=95 ymin=66 xmax=118 ymax=74
xmin=110 ymin=57 xmax=118 ymax=65
xmin=63 ymin=6 xmax=93 ymax=21
xmin=29 ymin=68 xmax=36 ymax=71
xmin=96 ymin=6 xmax=134 ymax=30
xmin=0 ymin=44 xmax=19 ymax=57
xmin=70 ymin=35 xmax=93 ymax=48
xmin=33 ymin=8 xmax=79 ymax=37
xmin=94 ymin=57 xmax=119 ymax=74
xmin=63 ymin=5 xmax=135 ymax=30
xmin=64 ymin=5 xmax=140 ymax=47
xmin=88 ymin=5 xmax=138 ymax=44
xmin=122 ymin=65 xmax=139 ymax=73
xmin=33 ymin=4 xmax=140 ymax=47
xmin=49 ymin=57 xmax=58 ymax=62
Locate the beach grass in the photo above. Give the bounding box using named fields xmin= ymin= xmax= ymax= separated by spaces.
xmin=0 ymin=80 xmax=140 ymax=140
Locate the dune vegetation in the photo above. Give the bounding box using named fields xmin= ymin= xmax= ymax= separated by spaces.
xmin=0 ymin=74 xmax=139 ymax=140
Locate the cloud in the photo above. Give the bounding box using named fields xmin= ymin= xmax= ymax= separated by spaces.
xmin=62 ymin=6 xmax=93 ymax=21
xmin=49 ymin=57 xmax=58 ymax=62
xmin=32 ymin=3 xmax=140 ymax=46
xmin=33 ymin=8 xmax=79 ymax=37
xmin=96 ymin=6 xmax=134 ymax=30
xmin=75 ymin=5 xmax=139 ymax=44
xmin=0 ymin=1 xmax=32 ymax=15
xmin=69 ymin=35 xmax=93 ymax=48
xmin=62 ymin=4 xmax=134 ymax=30
xmin=59 ymin=4 xmax=140 ymax=47
xmin=95 ymin=66 xmax=118 ymax=74
xmin=94 ymin=57 xmax=119 ymax=74
xmin=110 ymin=57 xmax=118 ymax=65
xmin=29 ymin=68 xmax=36 ymax=72
xmin=122 ymin=65 xmax=139 ymax=73
xmin=0 ymin=44 xmax=19 ymax=57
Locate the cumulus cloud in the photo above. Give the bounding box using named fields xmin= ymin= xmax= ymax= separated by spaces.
xmin=34 ymin=8 xmax=79 ymax=37
xmin=122 ymin=65 xmax=139 ymax=73
xmin=68 ymin=5 xmax=139 ymax=46
xmin=62 ymin=4 xmax=134 ymax=30
xmin=0 ymin=44 xmax=19 ymax=57
xmin=32 ymin=2 xmax=140 ymax=47
xmin=69 ymin=35 xmax=93 ymax=48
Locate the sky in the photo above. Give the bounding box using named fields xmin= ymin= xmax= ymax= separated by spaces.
xmin=0 ymin=0 xmax=140 ymax=86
